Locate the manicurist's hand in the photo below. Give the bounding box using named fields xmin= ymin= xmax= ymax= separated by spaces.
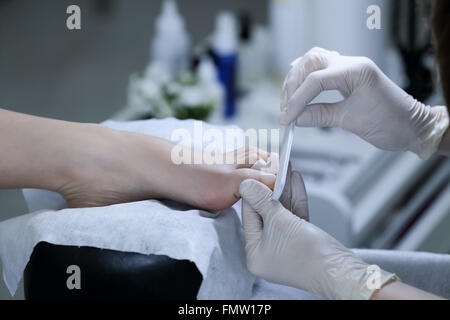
xmin=0 ymin=108 xmax=275 ymax=210
xmin=239 ymin=171 xmax=398 ymax=300
xmin=280 ymin=47 xmax=449 ymax=159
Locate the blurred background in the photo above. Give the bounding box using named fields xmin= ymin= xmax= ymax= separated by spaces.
xmin=1 ymin=0 xmax=449 ymax=300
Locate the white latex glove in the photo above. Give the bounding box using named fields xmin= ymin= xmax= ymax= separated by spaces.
xmin=280 ymin=47 xmax=449 ymax=159
xmin=239 ymin=175 xmax=398 ymax=300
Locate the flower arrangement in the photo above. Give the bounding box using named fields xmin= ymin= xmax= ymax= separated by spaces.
xmin=127 ymin=62 xmax=222 ymax=121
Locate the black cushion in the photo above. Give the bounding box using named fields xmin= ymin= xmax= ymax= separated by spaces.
xmin=23 ymin=242 xmax=202 ymax=300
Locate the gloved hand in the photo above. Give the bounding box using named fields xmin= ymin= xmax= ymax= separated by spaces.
xmin=280 ymin=47 xmax=449 ymax=159
xmin=239 ymin=174 xmax=398 ymax=300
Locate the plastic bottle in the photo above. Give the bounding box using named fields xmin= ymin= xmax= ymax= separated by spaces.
xmin=238 ymin=25 xmax=271 ymax=91
xmin=197 ymin=57 xmax=224 ymax=109
xmin=269 ymin=0 xmax=313 ymax=77
xmin=211 ymin=11 xmax=238 ymax=119
xmin=151 ymin=0 xmax=190 ymax=76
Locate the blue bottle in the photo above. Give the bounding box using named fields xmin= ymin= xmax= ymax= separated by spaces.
xmin=211 ymin=12 xmax=239 ymax=119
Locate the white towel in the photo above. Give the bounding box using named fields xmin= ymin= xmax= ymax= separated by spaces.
xmin=0 ymin=118 xmax=255 ymax=299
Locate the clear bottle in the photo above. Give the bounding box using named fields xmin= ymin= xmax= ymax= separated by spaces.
xmin=151 ymin=0 xmax=190 ymax=77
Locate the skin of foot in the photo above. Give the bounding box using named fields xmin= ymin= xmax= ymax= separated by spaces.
xmin=52 ymin=124 xmax=276 ymax=210
xmin=0 ymin=109 xmax=275 ymax=210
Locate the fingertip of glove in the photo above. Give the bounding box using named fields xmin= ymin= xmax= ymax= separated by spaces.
xmin=239 ymin=178 xmax=273 ymax=201
xmin=239 ymin=179 xmax=255 ymax=197
xmin=280 ymin=91 xmax=288 ymax=111
xmin=279 ymin=111 xmax=290 ymax=126
xmin=291 ymin=171 xmax=304 ymax=187
xmin=292 ymin=170 xmax=301 ymax=180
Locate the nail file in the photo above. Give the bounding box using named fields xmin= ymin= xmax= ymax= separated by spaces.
xmin=272 ymin=121 xmax=295 ymax=200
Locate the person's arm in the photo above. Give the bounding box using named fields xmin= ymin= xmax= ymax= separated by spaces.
xmin=0 ymin=108 xmax=275 ymax=209
xmin=371 ymin=281 xmax=444 ymax=300
xmin=239 ymin=175 xmax=445 ymax=300
xmin=280 ymin=47 xmax=449 ymax=160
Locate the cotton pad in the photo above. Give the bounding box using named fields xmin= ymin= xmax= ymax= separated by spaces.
xmin=272 ymin=121 xmax=295 ymax=200
xmin=252 ymin=159 xmax=268 ymax=171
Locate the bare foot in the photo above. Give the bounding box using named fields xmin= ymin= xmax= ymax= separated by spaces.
xmin=185 ymin=148 xmax=277 ymax=211
xmin=56 ymin=125 xmax=275 ymax=210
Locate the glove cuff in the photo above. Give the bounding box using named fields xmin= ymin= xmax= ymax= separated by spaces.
xmin=416 ymin=106 xmax=449 ymax=160
xmin=329 ymin=259 xmax=400 ymax=300
xmin=350 ymin=267 xmax=400 ymax=300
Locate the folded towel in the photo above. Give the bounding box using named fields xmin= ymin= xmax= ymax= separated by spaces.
xmin=0 ymin=118 xmax=255 ymax=299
